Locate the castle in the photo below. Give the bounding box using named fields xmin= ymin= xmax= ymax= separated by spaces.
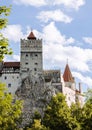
xmin=0 ymin=31 xmax=84 ymax=126
xmin=0 ymin=31 xmax=84 ymax=107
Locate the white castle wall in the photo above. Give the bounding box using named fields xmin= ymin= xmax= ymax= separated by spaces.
xmin=0 ymin=73 xmax=20 ymax=94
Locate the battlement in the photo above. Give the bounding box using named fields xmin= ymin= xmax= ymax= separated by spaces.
xmin=21 ymin=39 xmax=42 ymax=52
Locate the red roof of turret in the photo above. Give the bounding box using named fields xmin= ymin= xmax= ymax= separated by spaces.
xmin=63 ymin=64 xmax=74 ymax=82
xmin=27 ymin=31 xmax=36 ymax=40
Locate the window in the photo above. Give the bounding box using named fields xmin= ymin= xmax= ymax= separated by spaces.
xmin=8 ymin=83 xmax=11 ymax=88
xmin=25 ymin=62 xmax=28 ymax=65
xmin=35 ymin=81 xmax=37 ymax=84
xmin=34 ymin=68 xmax=37 ymax=71
xmin=27 ymin=68 xmax=29 ymax=71
xmin=35 ymin=54 xmax=38 ymax=57
xmin=5 ymin=76 xmax=7 ymax=80
xmin=35 ymin=63 xmax=38 ymax=65
xmin=26 ymin=54 xmax=28 ymax=57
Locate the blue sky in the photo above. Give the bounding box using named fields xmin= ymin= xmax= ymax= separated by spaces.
xmin=1 ymin=0 xmax=92 ymax=91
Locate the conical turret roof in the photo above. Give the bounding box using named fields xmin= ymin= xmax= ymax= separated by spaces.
xmin=27 ymin=31 xmax=36 ymax=40
xmin=63 ymin=64 xmax=74 ymax=82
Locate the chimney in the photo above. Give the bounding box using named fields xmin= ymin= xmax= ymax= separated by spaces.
xmin=79 ymin=82 xmax=82 ymax=93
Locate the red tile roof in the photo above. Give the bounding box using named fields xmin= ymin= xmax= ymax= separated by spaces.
xmin=27 ymin=31 xmax=36 ymax=40
xmin=4 ymin=62 xmax=20 ymax=68
xmin=63 ymin=64 xmax=74 ymax=82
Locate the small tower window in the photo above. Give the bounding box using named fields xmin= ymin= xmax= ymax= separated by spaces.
xmin=26 ymin=54 xmax=28 ymax=57
xmin=35 ymin=63 xmax=38 ymax=65
xmin=25 ymin=62 xmax=28 ymax=65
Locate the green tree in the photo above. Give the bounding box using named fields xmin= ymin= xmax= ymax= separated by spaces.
xmin=0 ymin=5 xmax=12 ymax=61
xmin=81 ymin=99 xmax=92 ymax=130
xmin=0 ymin=5 xmax=22 ymax=130
xmin=70 ymin=94 xmax=92 ymax=130
xmin=26 ymin=120 xmax=49 ymax=130
xmin=70 ymin=102 xmax=83 ymax=122
xmin=43 ymin=93 xmax=80 ymax=130
xmin=0 ymin=83 xmax=22 ymax=130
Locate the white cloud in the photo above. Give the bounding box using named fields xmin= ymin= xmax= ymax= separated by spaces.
xmin=53 ymin=0 xmax=85 ymax=10
xmin=43 ymin=43 xmax=92 ymax=72
xmin=13 ymin=0 xmax=85 ymax=10
xmin=41 ymin=22 xmax=92 ymax=73
xmin=2 ymin=25 xmax=24 ymax=43
xmin=37 ymin=10 xmax=73 ymax=23
xmin=73 ymin=72 xmax=92 ymax=88
xmin=13 ymin=0 xmax=46 ymax=7
xmin=83 ymin=37 xmax=92 ymax=45
xmin=4 ymin=55 xmax=20 ymax=61
xmin=12 ymin=55 xmax=20 ymax=61
xmin=42 ymin=22 xmax=75 ymax=44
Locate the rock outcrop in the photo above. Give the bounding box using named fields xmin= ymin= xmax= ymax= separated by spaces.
xmin=16 ymin=73 xmax=62 ymax=127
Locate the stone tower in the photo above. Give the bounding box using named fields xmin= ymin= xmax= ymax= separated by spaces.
xmin=20 ymin=31 xmax=43 ymax=79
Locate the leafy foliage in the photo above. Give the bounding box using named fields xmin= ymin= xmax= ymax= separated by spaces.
xmin=0 ymin=83 xmax=22 ymax=130
xmin=43 ymin=93 xmax=80 ymax=130
xmin=0 ymin=6 xmax=12 ymax=61
xmin=26 ymin=120 xmax=49 ymax=130
xmin=81 ymin=100 xmax=92 ymax=130
xmin=0 ymin=5 xmax=22 ymax=130
xmin=25 ymin=91 xmax=92 ymax=130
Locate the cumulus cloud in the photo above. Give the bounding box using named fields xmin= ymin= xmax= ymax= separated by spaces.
xmin=2 ymin=25 xmax=24 ymax=43
xmin=13 ymin=0 xmax=85 ymax=10
xmin=13 ymin=0 xmax=46 ymax=7
xmin=83 ymin=37 xmax=92 ymax=45
xmin=41 ymin=22 xmax=92 ymax=73
xmin=73 ymin=72 xmax=92 ymax=88
xmin=37 ymin=10 xmax=73 ymax=23
xmin=42 ymin=22 xmax=75 ymax=44
xmin=52 ymin=0 xmax=85 ymax=10
xmin=43 ymin=43 xmax=92 ymax=72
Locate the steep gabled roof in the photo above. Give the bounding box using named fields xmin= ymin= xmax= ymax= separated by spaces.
xmin=63 ymin=64 xmax=74 ymax=82
xmin=27 ymin=31 xmax=36 ymax=40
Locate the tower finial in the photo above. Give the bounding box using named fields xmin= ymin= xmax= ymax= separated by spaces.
xmin=31 ymin=28 xmax=33 ymax=32
xmin=67 ymin=58 xmax=68 ymax=64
